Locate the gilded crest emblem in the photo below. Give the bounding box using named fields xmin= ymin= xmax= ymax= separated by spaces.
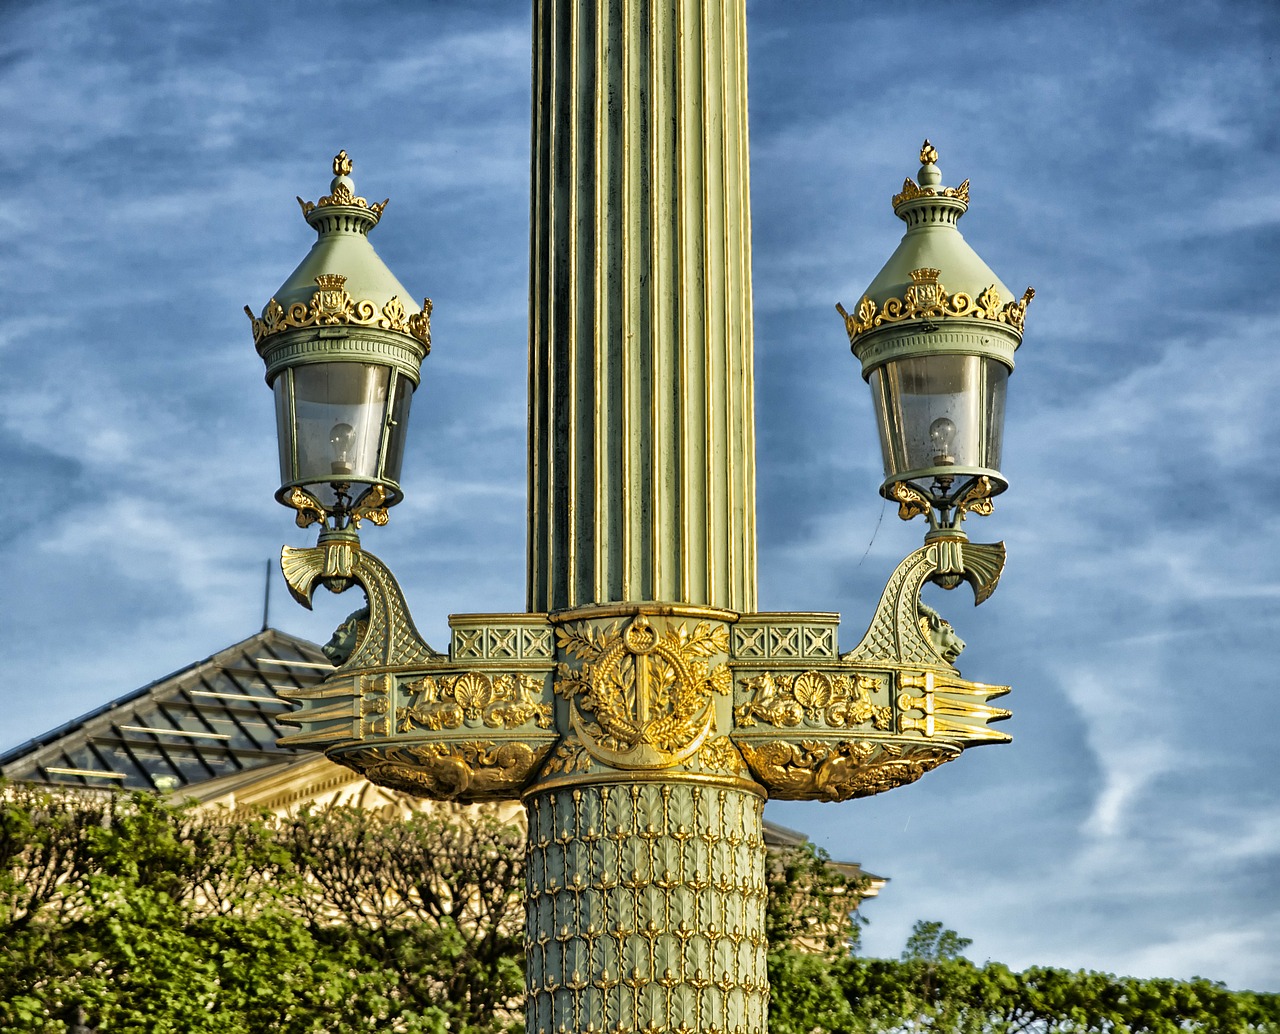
xmin=904 ymin=267 xmax=943 ymax=309
xmin=554 ymin=616 xmax=731 ymax=770
xmin=312 ymin=273 xmax=353 ymax=320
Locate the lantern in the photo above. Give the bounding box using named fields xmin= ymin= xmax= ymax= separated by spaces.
xmin=839 ymin=141 xmax=1032 ymax=532
xmin=247 ymin=151 xmax=430 ymax=529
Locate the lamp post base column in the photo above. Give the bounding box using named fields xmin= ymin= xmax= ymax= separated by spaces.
xmin=524 ymin=780 xmax=768 ymax=1034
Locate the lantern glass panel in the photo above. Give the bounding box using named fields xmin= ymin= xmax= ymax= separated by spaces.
xmin=869 ymin=354 xmax=1008 ymax=485
xmin=382 ymin=371 xmax=414 ymax=485
xmin=272 ymin=362 xmax=414 ymax=509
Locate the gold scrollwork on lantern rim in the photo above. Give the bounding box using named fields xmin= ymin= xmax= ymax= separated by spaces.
xmin=554 ymin=616 xmax=732 ymax=770
xmin=735 ymin=670 xmax=891 ymax=731
xmin=838 ymin=268 xmax=1034 ymax=342
xmin=396 ymin=670 xmax=552 ymax=732
xmin=892 ymin=176 xmax=971 ymax=209
xmin=736 ymin=739 xmax=956 ymax=802
xmin=245 ymin=274 xmax=432 ymax=350
xmin=339 ymin=740 xmax=554 ymax=801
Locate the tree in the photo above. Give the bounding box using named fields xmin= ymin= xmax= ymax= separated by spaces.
xmin=0 ymin=787 xmax=446 ymax=1033
xmin=281 ymin=804 xmax=526 ymax=1034
xmin=3 ymin=788 xmax=1277 ymax=1034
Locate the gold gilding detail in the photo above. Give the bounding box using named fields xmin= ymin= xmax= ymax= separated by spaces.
xmin=735 ymin=671 xmax=892 ymax=731
xmin=920 ymin=139 xmax=939 ymax=165
xmin=891 ymin=176 xmax=970 ymax=209
xmin=737 ymin=739 xmax=955 ymax=802
xmin=953 ymin=476 xmax=996 ymax=519
xmin=888 ymin=480 xmax=933 ymax=522
xmin=697 ymin=735 xmax=749 ymax=774
xmin=284 ymin=486 xmax=327 ymax=529
xmin=295 ymin=152 xmax=388 ymax=220
xmin=341 ymin=740 xmax=552 ymax=801
xmin=396 ymin=670 xmax=552 ymax=732
xmin=348 ymin=484 xmax=391 ymax=529
xmin=896 ymin=670 xmax=1012 ymax=742
xmin=246 ymin=275 xmax=433 ymax=350
xmin=541 ymin=738 xmax=594 ymax=776
xmin=554 ymin=616 xmax=731 ymax=770
xmin=840 ymin=268 xmax=1033 ymax=342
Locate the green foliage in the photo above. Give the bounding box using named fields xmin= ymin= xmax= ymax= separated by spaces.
xmin=764 ymin=841 xmax=865 ymax=956
xmin=902 ymin=919 xmax=972 ymax=962
xmin=0 ymin=787 xmax=477 ymax=1033
xmin=768 ymin=921 xmax=1280 ymax=1034
xmin=3 ymin=788 xmax=1276 ymax=1034
xmin=281 ymin=804 xmax=526 ymax=1034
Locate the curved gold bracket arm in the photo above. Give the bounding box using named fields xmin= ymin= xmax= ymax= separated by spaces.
xmin=842 ymin=540 xmax=1006 ymax=666
xmin=281 ymin=538 xmax=439 ymax=670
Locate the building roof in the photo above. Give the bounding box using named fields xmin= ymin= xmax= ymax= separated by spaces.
xmin=0 ymin=629 xmax=332 ymax=793
xmin=1 ymin=628 xmax=884 ymax=894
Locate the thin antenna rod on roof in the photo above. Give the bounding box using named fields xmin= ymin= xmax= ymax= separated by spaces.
xmin=261 ymin=558 xmax=272 ymax=631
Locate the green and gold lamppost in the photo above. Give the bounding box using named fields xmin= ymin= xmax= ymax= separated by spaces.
xmin=244 ymin=10 xmax=1032 ymax=1034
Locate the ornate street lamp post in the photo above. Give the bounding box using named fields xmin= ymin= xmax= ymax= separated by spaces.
xmin=244 ymin=9 xmax=1032 ymax=1034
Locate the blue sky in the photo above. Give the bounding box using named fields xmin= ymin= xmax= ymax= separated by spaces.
xmin=3 ymin=0 xmax=1278 ymax=993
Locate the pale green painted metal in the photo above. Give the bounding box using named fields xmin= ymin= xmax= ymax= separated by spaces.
xmin=257 ymin=7 xmax=1026 ymax=1034
xmin=851 ymin=157 xmax=1022 ymax=384
xmin=526 ymin=783 xmax=768 ymax=1034
xmin=259 ymin=327 xmax=426 ymax=390
xmin=251 ymin=168 xmax=428 ymax=389
xmin=527 ymin=0 xmax=758 ymax=614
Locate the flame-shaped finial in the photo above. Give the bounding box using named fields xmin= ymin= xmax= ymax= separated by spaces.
xmin=333 ymin=150 xmax=353 ymax=177
xmin=919 ymin=139 xmax=939 ymax=165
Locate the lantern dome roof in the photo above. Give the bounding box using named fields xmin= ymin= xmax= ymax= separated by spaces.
xmin=839 ymin=141 xmax=1032 ymax=348
xmin=245 ymin=151 xmax=431 ymax=356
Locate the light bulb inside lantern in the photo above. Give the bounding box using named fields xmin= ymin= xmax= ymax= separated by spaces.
xmin=330 ymin=422 xmax=356 ymax=475
xmin=929 ymin=416 xmax=956 ymax=465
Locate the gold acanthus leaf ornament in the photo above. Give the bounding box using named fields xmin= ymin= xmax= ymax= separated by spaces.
xmin=396 ymin=670 xmax=552 ymax=733
xmin=349 ymin=484 xmax=391 ymax=528
xmin=736 ymin=670 xmax=892 ymax=731
xmin=891 ymin=176 xmax=970 ymax=209
xmin=246 ymin=274 xmax=432 ymax=350
xmin=284 ymin=486 xmax=327 ymax=529
xmin=887 ymin=481 xmax=933 ymax=522
xmin=839 ymin=269 xmax=1033 ymax=342
xmin=554 ymin=616 xmax=731 ymax=770
xmin=736 ymin=739 xmax=955 ymax=802
xmin=342 ymin=740 xmax=551 ymax=801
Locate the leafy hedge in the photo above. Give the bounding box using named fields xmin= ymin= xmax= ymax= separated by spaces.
xmin=2 ymin=788 xmax=1275 ymax=1033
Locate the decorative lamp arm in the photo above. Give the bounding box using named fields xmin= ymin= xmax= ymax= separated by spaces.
xmin=280 ymin=533 xmax=439 ymax=671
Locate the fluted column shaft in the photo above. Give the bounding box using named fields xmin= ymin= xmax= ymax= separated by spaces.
xmin=528 ymin=0 xmax=758 ymax=612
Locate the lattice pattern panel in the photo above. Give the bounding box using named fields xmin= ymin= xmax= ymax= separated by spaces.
xmin=525 ymin=782 xmax=768 ymax=1034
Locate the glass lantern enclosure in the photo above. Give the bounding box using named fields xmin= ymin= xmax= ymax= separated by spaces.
xmin=868 ymin=353 xmax=1008 ymax=493
xmin=273 ymin=361 xmax=414 ymax=512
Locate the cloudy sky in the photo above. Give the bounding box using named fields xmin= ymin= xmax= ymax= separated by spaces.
xmin=3 ymin=0 xmax=1278 ymax=993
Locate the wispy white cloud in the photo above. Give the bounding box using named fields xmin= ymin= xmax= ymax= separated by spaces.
xmin=2 ymin=0 xmax=1278 ymax=995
